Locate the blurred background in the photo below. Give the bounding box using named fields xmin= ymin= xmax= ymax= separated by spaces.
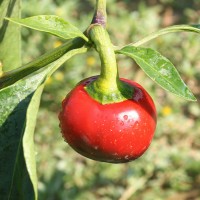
xmin=21 ymin=0 xmax=200 ymax=199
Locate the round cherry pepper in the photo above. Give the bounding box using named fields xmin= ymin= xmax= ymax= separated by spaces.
xmin=59 ymin=76 xmax=156 ymax=163
xmin=59 ymin=25 xmax=157 ymax=163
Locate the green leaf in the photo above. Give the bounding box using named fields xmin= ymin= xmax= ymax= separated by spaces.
xmin=0 ymin=46 xmax=87 ymax=199
xmin=6 ymin=15 xmax=88 ymax=41
xmin=129 ymin=24 xmax=200 ymax=47
xmin=0 ymin=37 xmax=87 ymax=89
xmin=116 ymin=46 xmax=196 ymax=101
xmin=0 ymin=0 xmax=21 ymax=71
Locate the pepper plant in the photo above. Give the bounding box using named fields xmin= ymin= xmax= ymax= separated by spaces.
xmin=0 ymin=0 xmax=200 ymax=199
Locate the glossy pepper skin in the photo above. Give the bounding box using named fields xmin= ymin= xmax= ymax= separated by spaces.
xmin=59 ymin=76 xmax=157 ymax=163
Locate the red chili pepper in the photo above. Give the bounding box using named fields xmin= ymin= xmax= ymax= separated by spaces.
xmin=59 ymin=76 xmax=157 ymax=163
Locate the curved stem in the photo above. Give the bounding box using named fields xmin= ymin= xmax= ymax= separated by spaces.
xmin=90 ymin=25 xmax=119 ymax=89
xmin=86 ymin=25 xmax=133 ymax=104
xmin=86 ymin=1 xmax=133 ymax=104
xmin=92 ymin=0 xmax=107 ymax=27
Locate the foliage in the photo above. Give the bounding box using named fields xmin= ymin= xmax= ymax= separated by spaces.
xmin=1 ymin=0 xmax=200 ymax=199
xmin=116 ymin=45 xmax=196 ymax=101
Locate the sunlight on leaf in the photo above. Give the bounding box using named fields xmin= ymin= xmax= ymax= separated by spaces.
xmin=6 ymin=15 xmax=88 ymax=41
xmin=116 ymin=46 xmax=196 ymax=101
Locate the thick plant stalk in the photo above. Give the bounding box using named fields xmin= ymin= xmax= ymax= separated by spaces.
xmin=0 ymin=38 xmax=86 ymax=89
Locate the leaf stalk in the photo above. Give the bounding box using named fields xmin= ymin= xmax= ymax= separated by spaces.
xmin=0 ymin=38 xmax=87 ymax=89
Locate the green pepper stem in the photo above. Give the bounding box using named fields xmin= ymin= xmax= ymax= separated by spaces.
xmin=86 ymin=25 xmax=134 ymax=104
xmin=89 ymin=25 xmax=119 ymax=90
xmin=85 ymin=1 xmax=133 ymax=104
